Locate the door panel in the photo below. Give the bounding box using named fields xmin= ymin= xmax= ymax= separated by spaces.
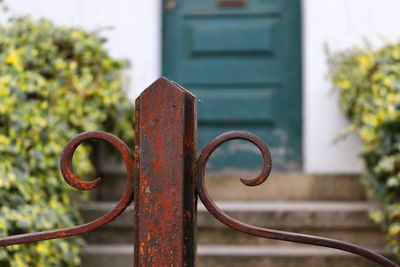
xmin=190 ymin=88 xmax=279 ymax=121
xmin=163 ymin=0 xmax=301 ymax=170
xmin=189 ymin=18 xmax=277 ymax=54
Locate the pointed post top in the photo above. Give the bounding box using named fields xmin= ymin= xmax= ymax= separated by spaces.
xmin=137 ymin=76 xmax=191 ymax=101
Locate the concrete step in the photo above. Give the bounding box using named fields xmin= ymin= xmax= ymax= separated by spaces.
xmin=81 ymin=244 xmax=389 ymax=267
xmin=91 ymin=171 xmax=367 ymax=201
xmin=80 ymin=201 xmax=384 ymax=247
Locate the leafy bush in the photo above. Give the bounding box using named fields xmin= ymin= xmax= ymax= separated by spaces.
xmin=0 ymin=17 xmax=134 ymax=266
xmin=330 ymin=43 xmax=400 ymax=257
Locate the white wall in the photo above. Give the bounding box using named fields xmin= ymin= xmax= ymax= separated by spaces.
xmin=2 ymin=0 xmax=161 ymax=101
xmin=303 ymin=0 xmax=400 ymax=173
xmin=4 ymin=0 xmax=400 ymax=173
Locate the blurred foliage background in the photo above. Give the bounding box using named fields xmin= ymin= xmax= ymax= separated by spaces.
xmin=330 ymin=43 xmax=400 ymax=258
xmin=0 ymin=17 xmax=134 ymax=266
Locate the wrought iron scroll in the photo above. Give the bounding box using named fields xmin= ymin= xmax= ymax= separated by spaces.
xmin=196 ymin=131 xmax=398 ymax=267
xmin=0 ymin=131 xmax=134 ymax=247
xmin=0 ymin=77 xmax=398 ymax=267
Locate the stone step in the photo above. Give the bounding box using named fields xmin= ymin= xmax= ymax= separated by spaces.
xmin=91 ymin=171 xmax=367 ymax=201
xmin=81 ymin=244 xmax=389 ymax=267
xmin=80 ymin=201 xmax=384 ymax=247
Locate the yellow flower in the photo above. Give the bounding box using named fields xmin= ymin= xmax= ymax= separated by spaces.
xmin=55 ymin=58 xmax=66 ymax=70
xmin=357 ymin=56 xmax=368 ymax=65
xmin=5 ymin=49 xmax=21 ymax=66
xmin=389 ymin=223 xmax=400 ymax=236
xmin=0 ymin=135 xmax=10 ymax=146
xmin=71 ymin=30 xmax=84 ymax=40
xmin=36 ymin=243 xmax=49 ymax=254
xmin=337 ymin=80 xmax=351 ymax=90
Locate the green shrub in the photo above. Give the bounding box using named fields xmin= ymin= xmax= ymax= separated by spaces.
xmin=330 ymin=43 xmax=400 ymax=257
xmin=0 ymin=17 xmax=134 ymax=266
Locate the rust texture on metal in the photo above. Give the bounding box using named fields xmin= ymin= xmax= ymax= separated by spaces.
xmin=134 ymin=77 xmax=197 ymax=266
xmin=196 ymin=131 xmax=398 ymax=267
xmin=0 ymin=131 xmax=134 ymax=247
xmin=0 ymin=77 xmax=398 ymax=267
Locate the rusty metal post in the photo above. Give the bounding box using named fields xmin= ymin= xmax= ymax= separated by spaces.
xmin=134 ymin=77 xmax=197 ymax=266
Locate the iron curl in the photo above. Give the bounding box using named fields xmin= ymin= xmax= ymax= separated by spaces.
xmin=0 ymin=131 xmax=134 ymax=247
xmin=196 ymin=131 xmax=398 ymax=267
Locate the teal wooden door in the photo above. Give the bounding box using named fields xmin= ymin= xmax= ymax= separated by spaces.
xmin=163 ymin=0 xmax=301 ymax=170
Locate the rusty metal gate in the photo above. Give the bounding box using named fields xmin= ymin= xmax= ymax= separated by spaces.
xmin=0 ymin=78 xmax=398 ymax=266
